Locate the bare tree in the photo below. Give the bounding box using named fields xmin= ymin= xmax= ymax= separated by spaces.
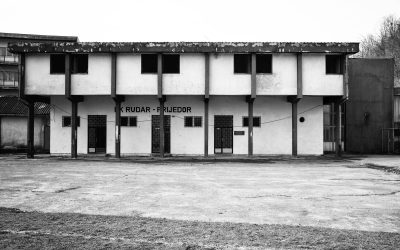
xmin=359 ymin=15 xmax=400 ymax=86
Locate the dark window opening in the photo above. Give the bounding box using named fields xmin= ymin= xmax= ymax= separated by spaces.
xmin=71 ymin=54 xmax=88 ymax=74
xmin=256 ymin=54 xmax=272 ymax=73
xmin=184 ymin=116 xmax=193 ymax=127
xmin=121 ymin=116 xmax=137 ymax=127
xmin=194 ymin=117 xmax=202 ymax=127
xmin=299 ymin=117 xmax=305 ymax=123
xmin=162 ymin=54 xmax=180 ymax=73
xmin=243 ymin=117 xmax=261 ymax=127
xmin=141 ymin=54 xmax=158 ymax=74
xmin=234 ymin=54 xmax=251 ymax=74
xmin=50 ymin=54 xmax=65 ymax=74
xmin=326 ymin=55 xmax=343 ymax=74
xmin=62 ymin=116 xmax=80 ymax=127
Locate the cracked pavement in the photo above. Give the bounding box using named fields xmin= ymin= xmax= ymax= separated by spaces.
xmin=0 ymin=155 xmax=399 ymax=233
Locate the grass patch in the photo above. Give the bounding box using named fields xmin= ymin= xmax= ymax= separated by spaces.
xmin=0 ymin=207 xmax=399 ymax=249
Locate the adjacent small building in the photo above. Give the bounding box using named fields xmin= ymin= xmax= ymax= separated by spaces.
xmin=8 ymin=42 xmax=359 ymax=157
xmin=0 ymin=33 xmax=77 ymax=152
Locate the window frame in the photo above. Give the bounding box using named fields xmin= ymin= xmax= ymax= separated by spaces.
xmin=162 ymin=54 xmax=180 ymax=74
xmin=71 ymin=54 xmax=89 ymax=74
xmin=242 ymin=116 xmax=261 ymax=127
xmin=62 ymin=116 xmax=80 ymax=127
xmin=121 ymin=116 xmax=137 ymax=127
xmin=256 ymin=54 xmax=273 ymax=74
xmin=50 ymin=54 xmax=66 ymax=75
xmin=325 ymin=54 xmax=343 ymax=75
xmin=141 ymin=54 xmax=158 ymax=74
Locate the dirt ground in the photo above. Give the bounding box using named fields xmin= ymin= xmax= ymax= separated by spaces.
xmin=0 ymin=155 xmax=399 ymax=249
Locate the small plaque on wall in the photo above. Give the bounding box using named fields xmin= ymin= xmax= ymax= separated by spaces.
xmin=234 ymin=131 xmax=245 ymax=135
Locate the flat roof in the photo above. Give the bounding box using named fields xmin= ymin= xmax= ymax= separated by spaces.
xmin=8 ymin=42 xmax=359 ymax=54
xmin=0 ymin=32 xmax=78 ymax=42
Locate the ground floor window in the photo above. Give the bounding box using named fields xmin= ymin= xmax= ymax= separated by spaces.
xmin=184 ymin=116 xmax=202 ymax=127
xmin=121 ymin=116 xmax=137 ymax=127
xmin=62 ymin=116 xmax=80 ymax=127
xmin=242 ymin=117 xmax=261 ymax=127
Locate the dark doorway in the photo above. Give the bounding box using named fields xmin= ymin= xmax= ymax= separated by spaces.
xmin=88 ymin=115 xmax=107 ymax=154
xmin=214 ymin=115 xmax=233 ymax=154
xmin=152 ymin=115 xmax=171 ymax=154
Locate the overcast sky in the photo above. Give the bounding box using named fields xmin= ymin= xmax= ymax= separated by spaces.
xmin=2 ymin=0 xmax=400 ymax=42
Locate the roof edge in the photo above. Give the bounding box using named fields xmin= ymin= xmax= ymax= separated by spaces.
xmin=8 ymin=41 xmax=359 ymax=54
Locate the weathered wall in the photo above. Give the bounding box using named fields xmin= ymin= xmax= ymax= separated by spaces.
xmin=346 ymin=58 xmax=394 ymax=154
xmin=25 ymin=53 xmax=344 ymax=96
xmin=26 ymin=54 xmax=64 ymax=95
xmin=50 ymin=95 xmax=323 ymax=155
xmin=50 ymin=96 xmax=115 ymax=155
xmin=1 ymin=116 xmax=45 ymax=148
xmin=71 ymin=54 xmax=111 ymax=95
xmin=303 ymin=54 xmax=344 ymax=96
xmin=256 ymin=54 xmax=297 ymax=95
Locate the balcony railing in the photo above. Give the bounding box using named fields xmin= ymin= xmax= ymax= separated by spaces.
xmin=0 ymin=47 xmax=19 ymax=64
xmin=0 ymin=79 xmax=19 ymax=88
xmin=0 ymin=55 xmax=19 ymax=63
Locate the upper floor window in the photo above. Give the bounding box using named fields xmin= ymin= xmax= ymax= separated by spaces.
xmin=256 ymin=54 xmax=272 ymax=73
xmin=234 ymin=54 xmax=273 ymax=74
xmin=141 ymin=54 xmax=158 ymax=73
xmin=50 ymin=54 xmax=65 ymax=74
xmin=326 ymin=55 xmax=343 ymax=74
xmin=162 ymin=54 xmax=180 ymax=74
xmin=234 ymin=54 xmax=251 ymax=73
xmin=50 ymin=54 xmax=88 ymax=74
xmin=141 ymin=54 xmax=180 ymax=74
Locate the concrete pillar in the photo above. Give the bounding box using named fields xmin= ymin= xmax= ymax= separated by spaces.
xmin=27 ymin=101 xmax=34 ymax=159
xmin=159 ymin=98 xmax=165 ymax=157
xmin=204 ymin=98 xmax=209 ymax=157
xmin=115 ymin=100 xmax=121 ymax=158
xmin=334 ymin=101 xmax=342 ymax=156
xmin=71 ymin=100 xmax=78 ymax=158
xmin=292 ymin=100 xmax=298 ymax=156
xmin=248 ymin=99 xmax=254 ymax=156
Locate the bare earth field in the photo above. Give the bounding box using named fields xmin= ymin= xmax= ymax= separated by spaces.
xmin=0 ymin=155 xmax=399 ymax=249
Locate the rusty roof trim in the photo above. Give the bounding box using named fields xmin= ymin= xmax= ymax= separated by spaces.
xmin=8 ymin=42 xmax=359 ymax=54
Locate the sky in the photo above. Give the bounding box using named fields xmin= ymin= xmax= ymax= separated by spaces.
xmin=2 ymin=0 xmax=400 ymax=42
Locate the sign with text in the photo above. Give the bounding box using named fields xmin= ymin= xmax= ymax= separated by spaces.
xmin=122 ymin=106 xmax=192 ymax=113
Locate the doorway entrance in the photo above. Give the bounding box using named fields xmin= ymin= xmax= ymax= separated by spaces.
xmin=88 ymin=115 xmax=107 ymax=153
xmin=214 ymin=115 xmax=233 ymax=154
xmin=151 ymin=115 xmax=171 ymax=154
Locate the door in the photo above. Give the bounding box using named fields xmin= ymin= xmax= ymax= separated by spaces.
xmin=214 ymin=115 xmax=233 ymax=154
xmin=151 ymin=115 xmax=170 ymax=154
xmin=88 ymin=115 xmax=107 ymax=153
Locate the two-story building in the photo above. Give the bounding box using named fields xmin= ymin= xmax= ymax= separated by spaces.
xmin=8 ymin=42 xmax=359 ymax=157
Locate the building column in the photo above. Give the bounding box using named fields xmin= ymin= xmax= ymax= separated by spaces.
xmin=71 ymin=100 xmax=78 ymax=158
xmin=27 ymin=101 xmax=34 ymax=159
xmin=204 ymin=53 xmax=210 ymax=157
xmin=248 ymin=98 xmax=254 ymax=156
xmin=204 ymin=98 xmax=209 ymax=157
xmin=159 ymin=97 xmax=165 ymax=157
xmin=292 ymin=100 xmax=298 ymax=156
xmin=115 ymin=100 xmax=121 ymax=158
xmin=334 ymin=101 xmax=342 ymax=156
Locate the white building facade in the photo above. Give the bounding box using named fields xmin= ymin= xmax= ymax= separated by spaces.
xmin=9 ymin=42 xmax=359 ymax=157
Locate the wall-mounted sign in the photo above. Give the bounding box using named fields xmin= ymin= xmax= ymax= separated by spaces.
xmin=234 ymin=131 xmax=245 ymax=135
xmin=121 ymin=106 xmax=192 ymax=113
